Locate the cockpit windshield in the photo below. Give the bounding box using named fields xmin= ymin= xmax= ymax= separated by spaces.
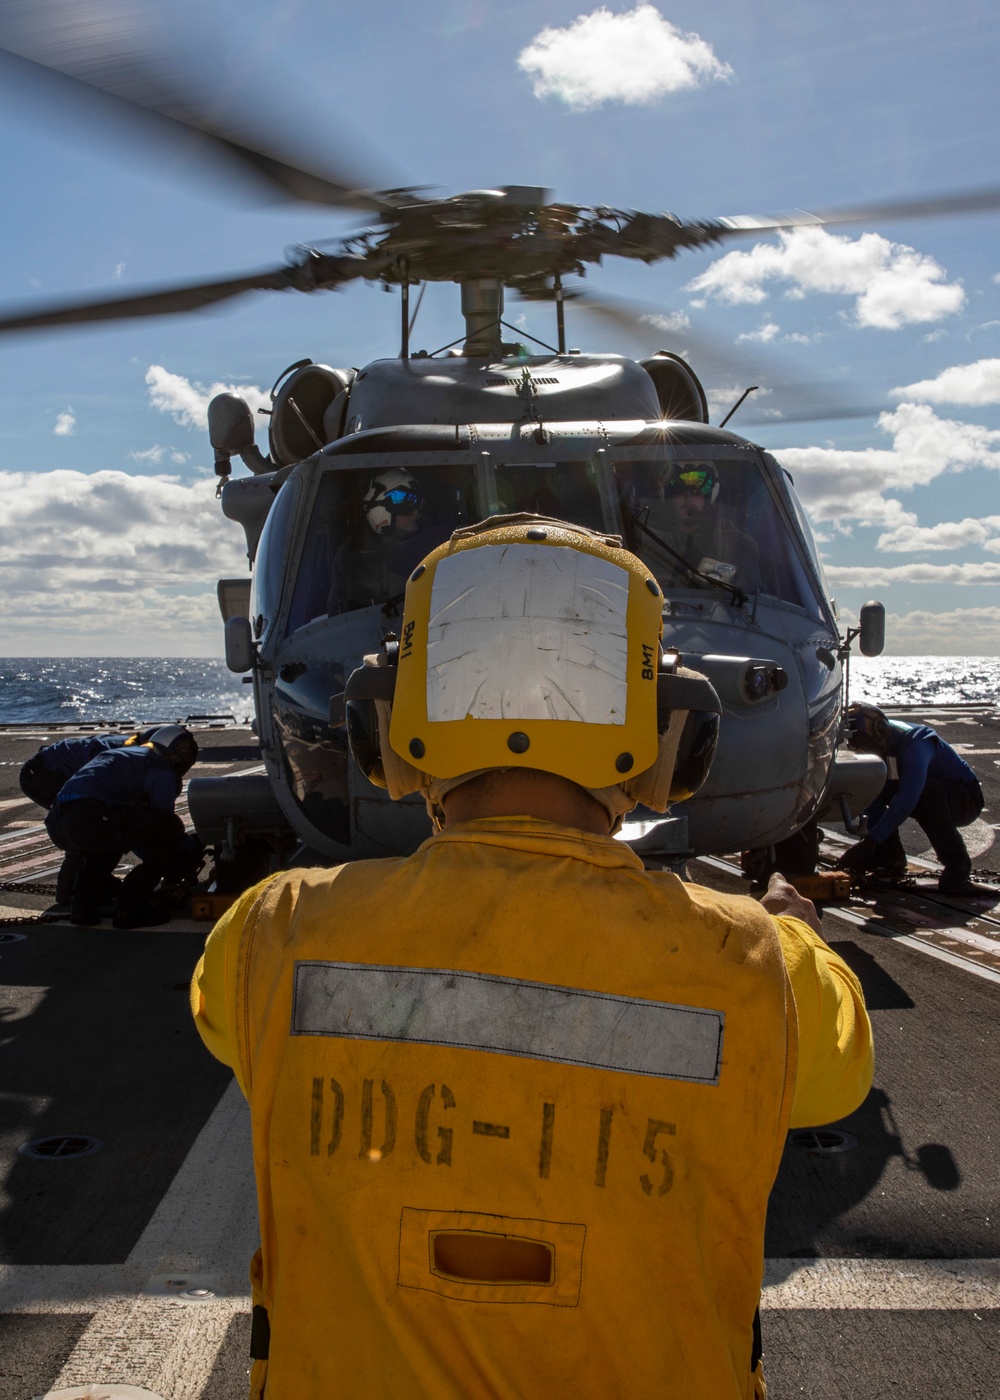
xmin=277 ymin=446 xmax=827 ymax=635
xmin=286 ymin=463 xmax=478 ymax=631
xmin=614 ymin=449 xmax=827 ymax=619
xmin=494 ymin=459 xmax=604 ymax=531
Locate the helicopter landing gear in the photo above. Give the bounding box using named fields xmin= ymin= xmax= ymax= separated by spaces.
xmin=741 ymin=819 xmax=821 ymax=887
xmin=208 ymin=835 xmax=276 ymax=894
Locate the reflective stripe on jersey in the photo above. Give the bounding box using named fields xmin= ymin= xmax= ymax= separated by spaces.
xmin=291 ymin=960 xmax=725 ymax=1083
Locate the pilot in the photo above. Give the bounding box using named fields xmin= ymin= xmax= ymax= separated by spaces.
xmin=191 ymin=517 xmax=872 ymax=1400
xmin=45 ymin=725 xmax=200 ymax=928
xmin=637 ymin=462 xmax=760 ymax=593
xmin=838 ymin=703 xmax=984 ymax=894
xmin=330 ymin=468 xmax=425 ymax=612
xmin=19 ymin=728 xmax=156 ymax=903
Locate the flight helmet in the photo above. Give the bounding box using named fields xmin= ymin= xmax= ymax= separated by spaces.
xmin=665 ymin=463 xmax=720 ymax=504
xmin=363 ymin=469 xmax=424 ymax=536
xmin=147 ymin=725 xmax=199 ymax=774
xmin=345 ymin=515 xmax=721 ymax=829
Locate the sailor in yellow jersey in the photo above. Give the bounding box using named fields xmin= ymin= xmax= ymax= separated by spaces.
xmin=192 ymin=516 xmax=873 ymax=1400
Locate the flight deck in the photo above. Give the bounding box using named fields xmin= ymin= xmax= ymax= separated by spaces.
xmin=0 ymin=711 xmax=998 ymax=1398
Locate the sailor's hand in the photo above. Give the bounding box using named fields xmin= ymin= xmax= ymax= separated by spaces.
xmin=760 ymin=871 xmax=822 ymax=935
xmin=836 ymin=835 xmax=877 ymax=874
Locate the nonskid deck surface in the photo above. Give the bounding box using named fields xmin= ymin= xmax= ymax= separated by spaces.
xmin=0 ymin=714 xmax=998 ymax=1398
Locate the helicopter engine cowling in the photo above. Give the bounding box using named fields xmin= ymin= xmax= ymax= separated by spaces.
xmin=640 ymin=352 xmax=709 ymax=424
xmin=269 ymin=361 xmax=356 ymax=465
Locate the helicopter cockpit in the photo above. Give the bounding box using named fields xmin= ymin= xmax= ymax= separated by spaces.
xmin=615 ymin=449 xmax=829 ymax=620
xmin=250 ymin=422 xmax=839 ymax=863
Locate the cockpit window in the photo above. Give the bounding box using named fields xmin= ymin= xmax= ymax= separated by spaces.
xmin=286 ymin=464 xmax=477 ymax=631
xmin=494 ymin=459 xmax=605 ymax=532
xmin=614 ymin=452 xmax=826 ymax=618
xmin=251 ymin=474 xmax=300 ymax=641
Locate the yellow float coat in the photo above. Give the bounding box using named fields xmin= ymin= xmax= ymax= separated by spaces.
xmin=193 ymin=817 xmax=872 ymax=1400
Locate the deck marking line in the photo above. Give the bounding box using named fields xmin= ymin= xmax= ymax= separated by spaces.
xmin=5 ymin=1079 xmax=260 ymax=1399
xmin=762 ymin=1257 xmax=1000 ymax=1309
xmin=694 ymin=856 xmax=1000 ymax=986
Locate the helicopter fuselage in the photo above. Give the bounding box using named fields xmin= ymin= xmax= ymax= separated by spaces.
xmin=196 ymin=351 xmax=881 ymax=868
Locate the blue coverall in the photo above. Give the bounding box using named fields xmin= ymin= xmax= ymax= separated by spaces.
xmin=866 ymin=721 xmax=984 ymax=885
xmin=45 ymin=745 xmax=186 ymax=912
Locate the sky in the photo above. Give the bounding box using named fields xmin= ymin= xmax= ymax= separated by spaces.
xmin=0 ymin=0 xmax=998 ymax=656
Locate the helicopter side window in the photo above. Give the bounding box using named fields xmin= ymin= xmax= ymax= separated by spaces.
xmin=250 ymin=475 xmax=301 ymax=641
xmin=494 ymin=460 xmax=605 ymax=531
xmin=615 ymin=456 xmax=825 ymax=617
xmin=762 ymin=452 xmax=834 ymax=607
xmin=285 ymin=464 xmax=477 ymax=630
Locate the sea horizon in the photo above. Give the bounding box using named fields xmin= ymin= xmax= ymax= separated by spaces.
xmin=0 ymin=654 xmax=997 ymax=725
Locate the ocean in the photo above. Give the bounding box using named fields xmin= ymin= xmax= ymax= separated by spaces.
xmin=0 ymin=655 xmax=997 ymax=725
xmin=0 ymin=659 xmax=252 ymax=725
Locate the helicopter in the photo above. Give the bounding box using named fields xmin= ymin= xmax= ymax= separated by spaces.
xmin=2 ymin=22 xmax=996 ymax=881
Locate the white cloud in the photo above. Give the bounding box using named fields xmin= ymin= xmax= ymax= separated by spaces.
xmin=892 ymin=357 xmax=1000 ymax=406
xmin=826 ymin=561 xmax=1000 ymax=586
xmin=130 ymin=445 xmax=192 ymax=466
xmin=688 ymin=227 xmax=964 ymax=329
xmin=145 ymin=365 xmax=270 ymax=431
xmin=876 ymin=517 xmax=1000 ymax=552
xmin=923 ymin=329 xmax=947 ymax=343
xmin=880 ymin=607 xmax=1000 ymax=656
xmin=774 ymin=403 xmax=1000 ymax=528
xmin=737 ymin=321 xmax=780 ymax=343
xmin=113 ymin=262 xmax=125 ymax=282
xmin=54 ymin=409 xmax=76 ymax=437
xmin=517 ymin=4 xmax=731 ymax=109
xmin=0 ymin=469 xmax=247 ymax=653
xmin=640 ymin=310 xmax=690 ymax=332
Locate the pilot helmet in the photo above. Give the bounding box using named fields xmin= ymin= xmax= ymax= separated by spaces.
xmin=665 ymin=463 xmax=720 ymax=504
xmin=344 ymin=514 xmax=721 ymax=831
xmin=147 ymin=725 xmax=199 ymax=774
xmin=363 ymin=469 xmax=424 ymax=536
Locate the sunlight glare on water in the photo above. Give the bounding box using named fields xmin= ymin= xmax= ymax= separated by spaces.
xmin=848 ymin=656 xmax=1000 ymax=708
xmin=0 ymin=658 xmax=251 ymax=723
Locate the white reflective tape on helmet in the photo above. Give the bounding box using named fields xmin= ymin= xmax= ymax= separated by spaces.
xmin=426 ymin=545 xmax=630 ymax=725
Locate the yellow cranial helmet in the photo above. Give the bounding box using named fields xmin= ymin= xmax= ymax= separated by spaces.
xmin=345 ymin=514 xmax=720 ymax=824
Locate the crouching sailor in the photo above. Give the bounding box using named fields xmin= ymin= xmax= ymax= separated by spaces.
xmin=20 ymin=728 xmax=156 ymax=902
xmin=46 ymin=724 xmax=199 ymax=928
xmin=837 ymin=702 xmax=985 ymax=894
xmin=191 ymin=517 xmax=874 ymax=1400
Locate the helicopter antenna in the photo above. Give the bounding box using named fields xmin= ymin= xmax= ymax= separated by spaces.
xmin=400 ymin=266 xmax=410 ymax=359
xmin=718 ymin=385 xmax=760 ymax=429
xmin=408 ymin=282 xmax=426 ymax=338
xmin=554 ymin=272 xmax=566 ymax=354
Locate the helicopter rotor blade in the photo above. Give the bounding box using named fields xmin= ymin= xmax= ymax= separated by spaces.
xmin=0 ymin=29 xmax=410 ymax=214
xmin=554 ymin=287 xmax=883 ymax=425
xmin=715 ymin=186 xmax=1000 ymax=238
xmin=0 ymin=254 xmax=367 ymax=334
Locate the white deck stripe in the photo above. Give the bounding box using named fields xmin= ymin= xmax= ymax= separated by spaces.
xmin=762 ymin=1257 xmax=1000 ymax=1309
xmin=2 ymin=1082 xmax=998 ymax=1399
xmin=0 ymin=1079 xmax=259 ymax=1399
xmin=695 ymin=855 xmax=1000 ymax=986
xmin=823 ymin=904 xmax=1000 ymax=986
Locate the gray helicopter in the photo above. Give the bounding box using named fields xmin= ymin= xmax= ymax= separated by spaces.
xmin=199 ymin=234 xmax=888 ymax=878
xmin=5 ymin=26 xmax=997 ymax=879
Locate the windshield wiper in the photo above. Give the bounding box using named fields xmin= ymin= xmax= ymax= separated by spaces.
xmin=630 ymin=513 xmax=748 ymax=608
